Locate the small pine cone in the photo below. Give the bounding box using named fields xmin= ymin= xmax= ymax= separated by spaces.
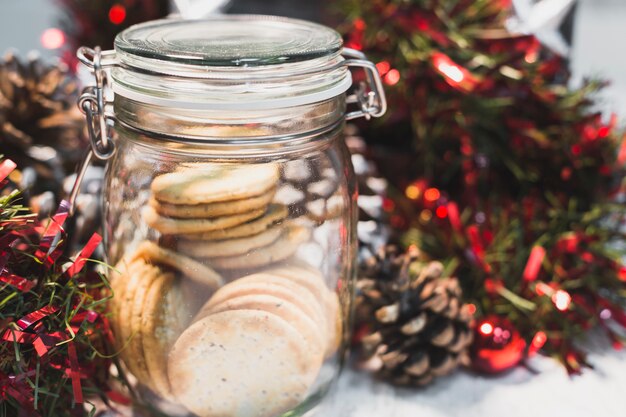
xmin=356 ymin=248 xmax=474 ymax=387
xmin=346 ymin=126 xmax=391 ymax=251
xmin=278 ymin=158 xmax=340 ymax=223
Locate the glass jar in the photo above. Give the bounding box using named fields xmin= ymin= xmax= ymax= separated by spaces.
xmin=76 ymin=15 xmax=386 ymax=417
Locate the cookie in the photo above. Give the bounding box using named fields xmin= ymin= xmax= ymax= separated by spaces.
xmin=127 ymin=262 xmax=161 ymax=384
xmin=116 ymin=261 xmax=148 ymax=353
xmin=205 ymin=225 xmax=310 ymax=270
xmin=176 ymin=204 xmax=288 ymax=241
xmin=240 ymin=270 xmax=333 ymax=353
xmin=149 ymin=188 xmax=276 ymax=219
xmin=268 ymin=265 xmax=329 ymax=306
xmin=206 ymin=293 xmax=325 ymax=358
xmin=134 ymin=241 xmax=223 ymax=289
xmin=198 ymin=277 xmax=325 ymax=332
xmin=151 ymin=163 xmax=279 ymax=205
xmin=175 ymin=226 xmax=282 ymax=258
xmin=109 ymin=258 xmax=145 ymax=351
xmin=268 ymin=265 xmax=342 ymax=357
xmin=168 ymin=309 xmax=317 ymax=417
xmin=112 ymin=259 xmax=153 ymax=379
xmin=143 ymin=205 xmax=266 ymax=235
xmin=141 ymin=271 xmax=189 ymax=400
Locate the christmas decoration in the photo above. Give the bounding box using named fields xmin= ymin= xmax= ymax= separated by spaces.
xmin=508 ymin=0 xmax=577 ymax=56
xmin=0 ymin=159 xmax=112 ymax=417
xmin=171 ymin=0 xmax=231 ymax=18
xmin=0 ymin=52 xmax=86 ymax=202
xmin=471 ymin=315 xmax=526 ymax=374
xmin=57 ymin=0 xmax=170 ymax=55
xmin=338 ymin=0 xmax=626 ymax=375
xmin=356 ymin=245 xmax=474 ymax=386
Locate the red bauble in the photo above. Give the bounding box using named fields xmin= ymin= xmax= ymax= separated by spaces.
xmin=471 ymin=315 xmax=526 ymax=374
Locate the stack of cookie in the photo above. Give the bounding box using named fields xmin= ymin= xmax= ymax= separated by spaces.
xmin=143 ymin=163 xmax=310 ymax=272
xmin=109 ymin=241 xmax=222 ymax=400
xmin=168 ymin=266 xmax=342 ymax=417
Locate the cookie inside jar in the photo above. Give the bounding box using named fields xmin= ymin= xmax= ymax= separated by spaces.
xmin=108 ymin=160 xmax=347 ymax=417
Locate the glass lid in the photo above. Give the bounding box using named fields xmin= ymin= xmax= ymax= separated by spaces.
xmin=115 ymin=15 xmax=343 ymax=67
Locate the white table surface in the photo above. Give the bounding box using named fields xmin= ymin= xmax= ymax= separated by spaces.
xmin=325 ymin=346 xmax=626 ymax=417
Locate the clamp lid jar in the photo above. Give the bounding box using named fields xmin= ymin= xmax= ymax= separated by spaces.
xmin=75 ymin=14 xmax=386 ymax=417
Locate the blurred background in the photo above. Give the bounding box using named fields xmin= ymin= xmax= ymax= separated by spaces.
xmin=1 ymin=0 xmax=626 ymax=113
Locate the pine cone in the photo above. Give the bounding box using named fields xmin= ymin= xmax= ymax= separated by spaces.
xmin=278 ymin=158 xmax=341 ymax=223
xmin=356 ymin=245 xmax=474 ymax=386
xmin=0 ymin=52 xmax=86 ymax=198
xmin=345 ymin=124 xmax=391 ymax=256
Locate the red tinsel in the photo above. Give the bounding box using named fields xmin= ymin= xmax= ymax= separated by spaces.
xmin=0 ymin=159 xmax=108 ymax=415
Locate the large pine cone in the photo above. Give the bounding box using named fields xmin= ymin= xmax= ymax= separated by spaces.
xmin=0 ymin=52 xmax=86 ymax=197
xmin=356 ymin=245 xmax=474 ymax=386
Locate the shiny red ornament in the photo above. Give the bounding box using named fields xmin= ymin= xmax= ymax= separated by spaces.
xmin=471 ymin=316 xmax=526 ymax=374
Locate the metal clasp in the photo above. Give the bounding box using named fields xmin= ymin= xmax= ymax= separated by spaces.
xmin=343 ymin=48 xmax=387 ymax=121
xmin=69 ymin=47 xmax=117 ymax=215
xmin=77 ymin=47 xmax=117 ymax=160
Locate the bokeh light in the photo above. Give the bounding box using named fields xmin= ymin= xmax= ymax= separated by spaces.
xmin=479 ymin=322 xmax=494 ymax=335
xmin=552 ymin=290 xmax=572 ymax=311
xmin=40 ymin=28 xmax=65 ymax=49
xmin=109 ymin=4 xmax=127 ymax=25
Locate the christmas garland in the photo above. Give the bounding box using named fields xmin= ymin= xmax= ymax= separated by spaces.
xmin=0 ymin=159 xmax=112 ymax=417
xmin=339 ymin=0 xmax=626 ymax=380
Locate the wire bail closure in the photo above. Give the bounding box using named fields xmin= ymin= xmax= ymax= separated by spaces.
xmin=343 ymin=48 xmax=387 ymax=121
xmin=77 ymin=47 xmax=117 ymax=161
xmin=69 ymin=47 xmax=117 ymax=215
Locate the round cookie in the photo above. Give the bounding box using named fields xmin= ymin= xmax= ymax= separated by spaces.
xmin=151 ymin=163 xmax=279 ymax=205
xmin=178 ymin=204 xmax=288 ymax=241
xmin=143 ymin=205 xmax=266 ymax=235
xmin=206 ymin=226 xmax=310 ymax=270
xmin=109 ymin=258 xmax=142 ymax=346
xmin=268 ymin=266 xmax=329 ymax=306
xmin=141 ymin=271 xmax=188 ymax=400
xmin=127 ymin=263 xmax=160 ymax=384
xmin=266 ymin=265 xmax=341 ymax=357
xmin=206 ymin=293 xmax=326 ymax=358
xmin=234 ymin=272 xmax=329 ymax=348
xmin=115 ymin=260 xmax=149 ymax=348
xmin=115 ymin=260 xmax=153 ymax=379
xmin=134 ymin=241 xmax=223 ymax=289
xmin=198 ymin=278 xmax=325 ymax=332
xmin=150 ymin=189 xmax=276 ymax=219
xmin=168 ymin=310 xmax=317 ymax=417
xmin=176 ymin=226 xmax=282 ymax=258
